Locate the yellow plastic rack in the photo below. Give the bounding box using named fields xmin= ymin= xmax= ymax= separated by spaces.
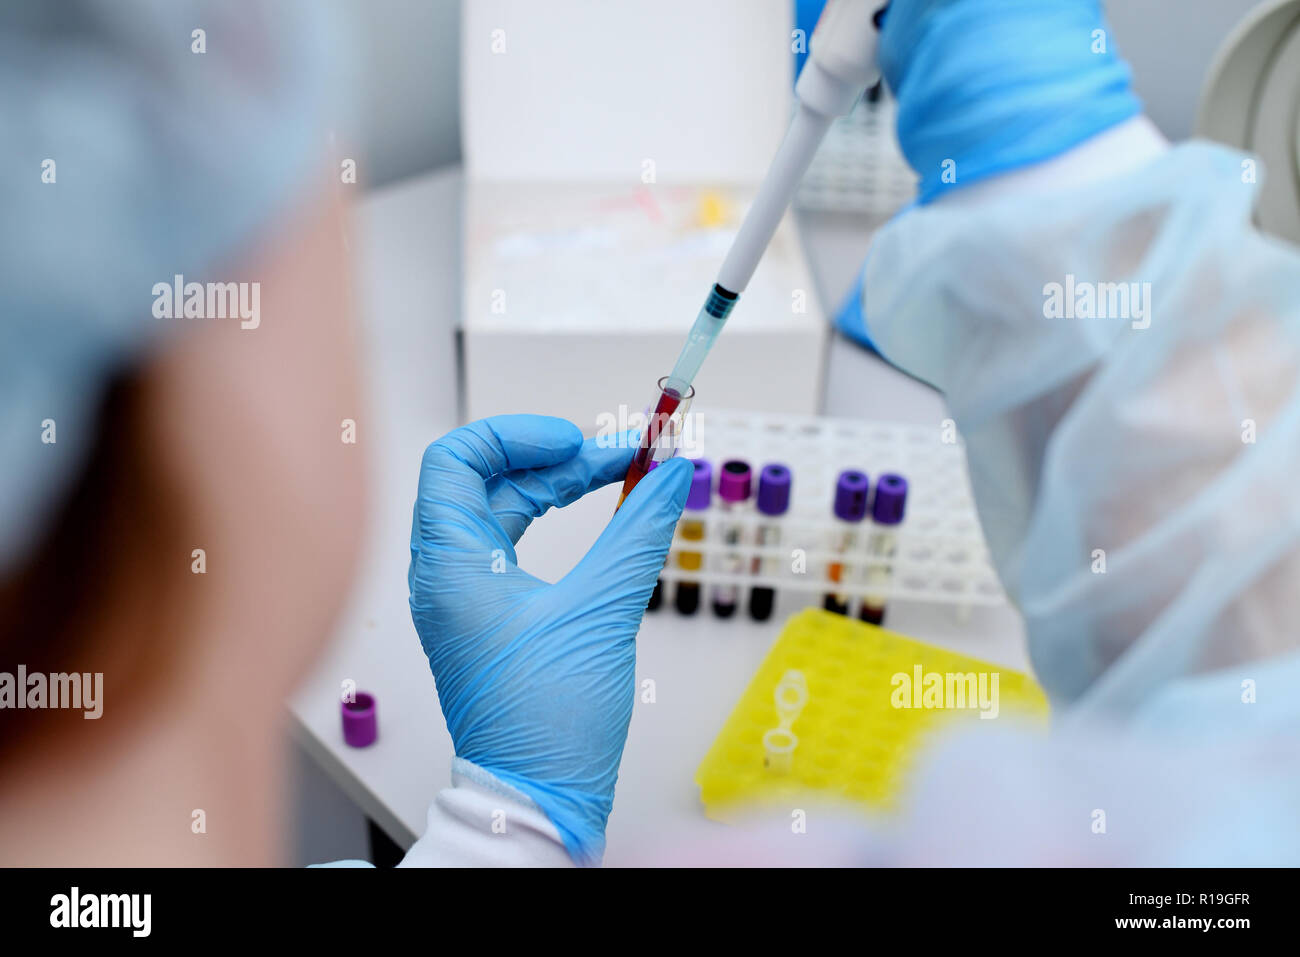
xmin=696 ymin=609 xmax=1049 ymax=819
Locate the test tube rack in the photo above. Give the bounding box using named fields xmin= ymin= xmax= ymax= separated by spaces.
xmin=660 ymin=409 xmax=1007 ymax=610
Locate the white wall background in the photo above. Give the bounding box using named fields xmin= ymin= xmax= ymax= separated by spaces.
xmin=325 ymin=0 xmax=462 ymax=188
xmin=332 ymin=0 xmax=1273 ymax=189
xmin=1108 ymin=0 xmax=1268 ymax=140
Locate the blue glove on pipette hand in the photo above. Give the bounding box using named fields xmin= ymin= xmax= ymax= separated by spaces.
xmin=408 ymin=415 xmax=692 ymax=864
xmin=836 ymin=0 xmax=1141 ymax=347
xmin=878 ymin=0 xmax=1140 ymax=203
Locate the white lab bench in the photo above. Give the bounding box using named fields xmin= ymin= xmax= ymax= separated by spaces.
xmin=288 ymin=167 xmax=1030 ymax=865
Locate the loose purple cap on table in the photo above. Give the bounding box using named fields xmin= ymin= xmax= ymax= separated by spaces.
xmin=873 ymin=473 xmax=908 ymax=525
xmin=718 ymin=459 xmax=752 ymax=503
xmin=685 ymin=458 xmax=712 ymax=510
xmin=833 ymin=470 xmax=870 ymax=522
xmin=342 ymin=691 xmax=377 ymax=748
xmin=756 ymin=463 xmax=792 ymax=516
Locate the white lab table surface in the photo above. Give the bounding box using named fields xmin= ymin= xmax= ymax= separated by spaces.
xmin=288 ymin=167 xmax=1029 ymax=865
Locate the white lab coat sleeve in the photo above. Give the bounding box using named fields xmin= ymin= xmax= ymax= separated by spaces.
xmin=396 ymin=758 xmax=574 ymax=868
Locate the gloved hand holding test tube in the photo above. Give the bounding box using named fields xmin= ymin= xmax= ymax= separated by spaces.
xmin=617 ymin=0 xmax=883 ymax=507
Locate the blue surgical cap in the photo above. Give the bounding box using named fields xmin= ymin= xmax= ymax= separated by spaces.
xmin=1 ymin=0 xmax=344 ymax=573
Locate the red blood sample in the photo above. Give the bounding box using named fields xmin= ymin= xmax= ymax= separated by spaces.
xmin=617 ymin=386 xmax=682 ymax=506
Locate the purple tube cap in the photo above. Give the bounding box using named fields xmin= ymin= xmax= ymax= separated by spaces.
xmin=685 ymin=459 xmax=712 ymax=510
xmin=717 ymin=459 xmax=752 ymax=503
xmin=756 ymin=463 xmax=792 ymax=516
xmin=873 ymin=473 xmax=908 ymax=525
xmin=833 ymin=470 xmax=870 ymax=522
xmin=342 ymin=692 xmax=377 ymax=748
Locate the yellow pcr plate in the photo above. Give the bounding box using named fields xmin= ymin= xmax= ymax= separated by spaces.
xmin=695 ymin=609 xmax=1049 ymax=819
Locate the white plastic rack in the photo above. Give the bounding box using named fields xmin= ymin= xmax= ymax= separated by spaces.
xmin=660 ymin=409 xmax=1007 ymax=609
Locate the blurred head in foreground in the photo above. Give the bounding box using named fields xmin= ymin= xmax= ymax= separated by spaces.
xmin=0 ymin=0 xmax=364 ymax=863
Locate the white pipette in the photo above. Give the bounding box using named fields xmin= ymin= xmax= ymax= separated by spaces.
xmin=664 ymin=0 xmax=885 ymax=395
xmin=619 ymin=1 xmax=885 ymax=506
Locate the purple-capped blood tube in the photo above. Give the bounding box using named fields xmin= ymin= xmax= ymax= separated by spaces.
xmin=824 ymin=470 xmax=869 ymax=616
xmin=711 ymin=460 xmax=752 ymax=619
xmin=860 ymin=473 xmax=908 ymax=625
xmin=748 ymin=463 xmax=791 ymax=621
xmin=674 ymin=459 xmax=713 ymax=616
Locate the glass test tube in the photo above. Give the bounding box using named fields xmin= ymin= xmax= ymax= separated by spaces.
xmin=647 ymin=513 xmax=664 ymax=610
xmin=860 ymin=473 xmax=908 ymax=625
xmin=618 ymin=376 xmax=695 ymax=510
xmin=621 ymin=377 xmax=693 ymax=611
xmin=673 ymin=459 xmax=713 ymax=616
xmin=764 ymin=670 xmax=808 ymax=776
xmin=823 ymin=470 xmax=869 ymax=616
xmin=747 ymin=463 xmax=791 ymax=622
xmin=711 ymin=460 xmax=752 ymax=619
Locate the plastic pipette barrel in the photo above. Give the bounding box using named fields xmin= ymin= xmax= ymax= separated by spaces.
xmin=748 ymin=463 xmax=792 ymax=621
xmin=824 ymin=470 xmax=869 ymax=615
xmin=664 ymin=285 xmax=737 ymax=395
xmin=711 ymin=460 xmax=752 ymax=618
xmin=674 ymin=459 xmax=713 ymax=616
xmin=618 ymin=2 xmax=880 ymax=502
xmin=860 ymin=473 xmax=908 ymax=625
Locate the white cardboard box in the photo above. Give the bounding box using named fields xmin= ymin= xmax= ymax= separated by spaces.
xmin=459 ymin=0 xmax=828 ymax=430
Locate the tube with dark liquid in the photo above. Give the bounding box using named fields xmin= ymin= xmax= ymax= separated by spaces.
xmin=748 ymin=463 xmax=791 ymax=621
xmin=860 ymin=473 xmax=908 ymax=625
xmin=711 ymin=460 xmax=752 ymax=618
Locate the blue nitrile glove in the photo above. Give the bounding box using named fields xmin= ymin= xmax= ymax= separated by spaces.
xmin=878 ymin=0 xmax=1140 ymax=203
xmin=836 ymin=0 xmax=1141 ymax=346
xmin=408 ymin=415 xmax=692 ymax=864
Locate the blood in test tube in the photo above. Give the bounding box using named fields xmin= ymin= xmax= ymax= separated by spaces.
xmin=673 ymin=459 xmax=713 ymax=616
xmin=860 ymin=473 xmax=908 ymax=625
xmin=824 ymin=470 xmax=869 ymax=616
xmin=618 ymin=379 xmax=690 ymax=509
xmin=747 ymin=463 xmax=791 ymax=622
xmin=711 ymin=460 xmax=752 ymax=619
